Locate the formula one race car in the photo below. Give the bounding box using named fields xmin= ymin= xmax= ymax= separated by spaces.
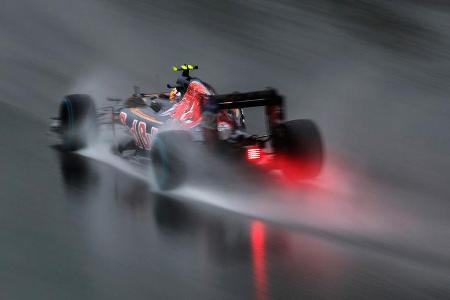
xmin=51 ymin=65 xmax=324 ymax=190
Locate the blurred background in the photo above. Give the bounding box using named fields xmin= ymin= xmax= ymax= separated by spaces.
xmin=0 ymin=0 xmax=449 ymax=299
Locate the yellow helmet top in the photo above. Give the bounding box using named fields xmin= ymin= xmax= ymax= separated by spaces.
xmin=172 ymin=64 xmax=198 ymax=72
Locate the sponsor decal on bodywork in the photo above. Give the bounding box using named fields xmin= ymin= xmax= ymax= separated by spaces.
xmin=130 ymin=108 xmax=163 ymax=125
xmin=130 ymin=119 xmax=159 ymax=150
xmin=119 ymin=111 xmax=127 ymax=125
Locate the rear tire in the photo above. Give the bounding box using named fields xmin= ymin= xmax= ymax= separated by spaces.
xmin=273 ymin=119 xmax=324 ymax=180
xmin=151 ymin=130 xmax=192 ymax=190
xmin=59 ymin=94 xmax=97 ymax=151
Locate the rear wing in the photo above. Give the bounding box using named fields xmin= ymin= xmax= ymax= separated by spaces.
xmin=208 ymin=89 xmax=283 ymax=110
xmin=204 ymin=89 xmax=285 ymax=134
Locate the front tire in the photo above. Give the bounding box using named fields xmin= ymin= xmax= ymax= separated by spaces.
xmin=59 ymin=94 xmax=97 ymax=151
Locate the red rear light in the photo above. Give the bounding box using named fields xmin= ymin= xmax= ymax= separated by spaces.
xmin=247 ymin=146 xmax=262 ymax=162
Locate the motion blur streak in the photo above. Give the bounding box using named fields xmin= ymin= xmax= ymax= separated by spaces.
xmin=1 ymin=0 xmax=450 ymax=299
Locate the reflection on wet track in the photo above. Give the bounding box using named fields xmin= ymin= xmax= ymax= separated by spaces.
xmin=52 ymin=147 xmax=450 ymax=299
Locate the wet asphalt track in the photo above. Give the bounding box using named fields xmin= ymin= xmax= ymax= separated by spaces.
xmin=1 ymin=0 xmax=450 ymax=299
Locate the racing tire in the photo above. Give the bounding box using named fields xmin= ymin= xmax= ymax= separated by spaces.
xmin=151 ymin=130 xmax=192 ymax=190
xmin=273 ymin=119 xmax=324 ymax=180
xmin=59 ymin=94 xmax=97 ymax=151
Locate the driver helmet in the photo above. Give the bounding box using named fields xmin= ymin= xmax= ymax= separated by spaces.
xmin=169 ymin=88 xmax=181 ymax=101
